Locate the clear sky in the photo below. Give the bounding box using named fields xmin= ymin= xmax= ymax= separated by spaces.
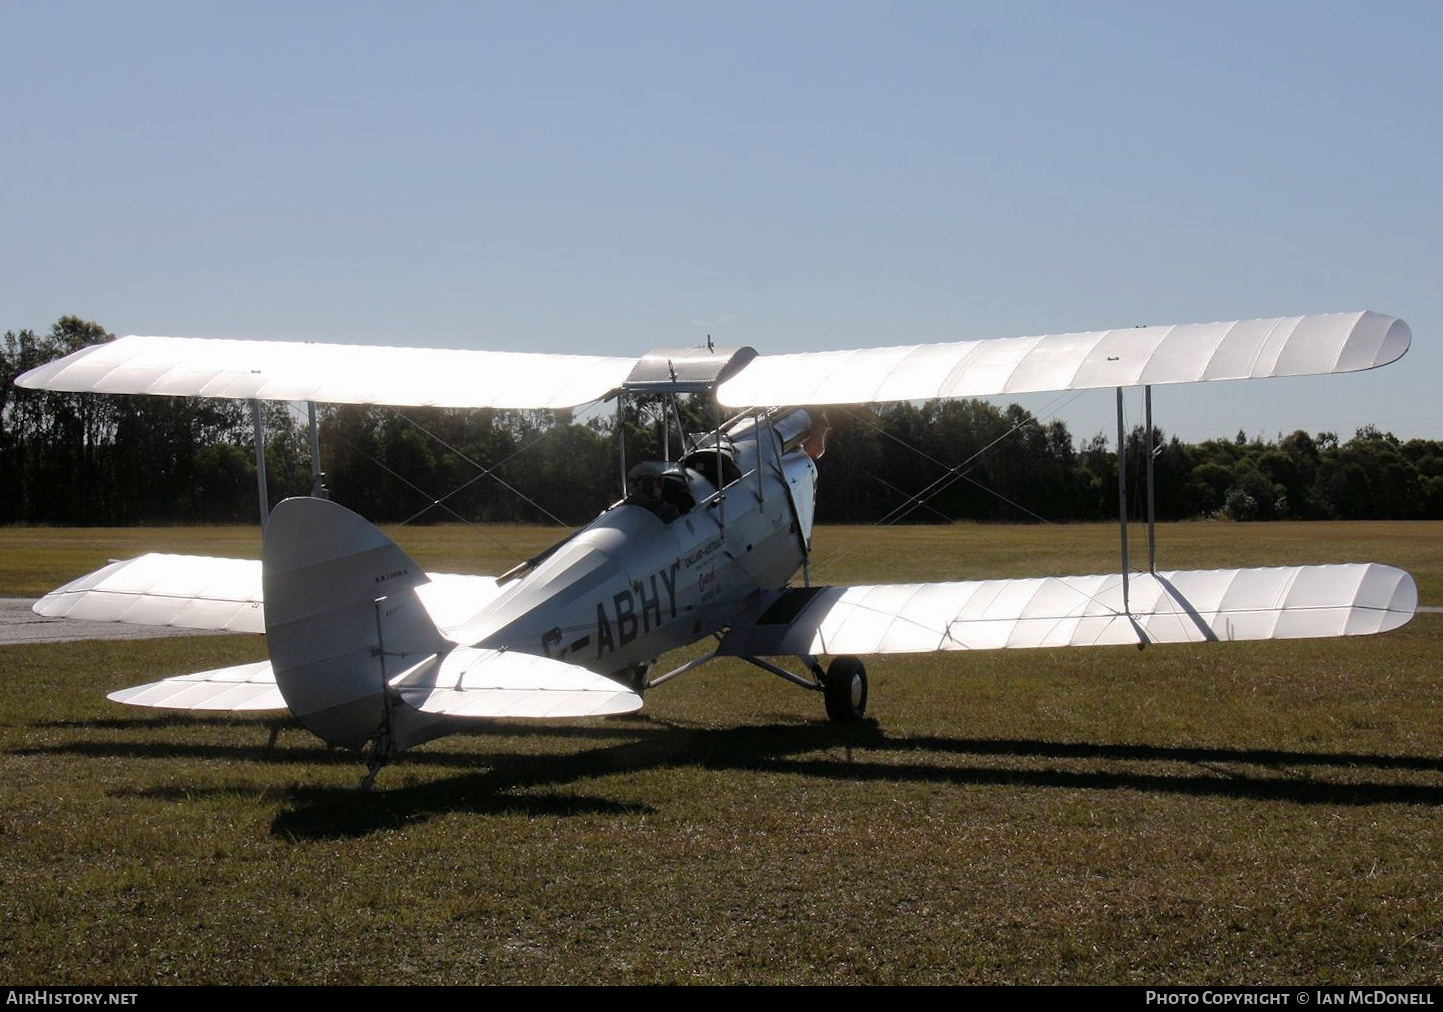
xmin=5 ymin=1 xmax=1440 ymax=444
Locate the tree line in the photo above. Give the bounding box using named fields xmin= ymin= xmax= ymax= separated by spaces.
xmin=5 ymin=317 xmax=1440 ymax=528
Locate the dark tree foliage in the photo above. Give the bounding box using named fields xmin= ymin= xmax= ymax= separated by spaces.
xmin=7 ymin=316 xmax=1443 ymax=526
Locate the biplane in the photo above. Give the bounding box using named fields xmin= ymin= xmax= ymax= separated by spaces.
xmin=16 ymin=310 xmax=1419 ymax=782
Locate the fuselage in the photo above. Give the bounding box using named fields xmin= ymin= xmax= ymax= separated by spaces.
xmin=450 ymin=409 xmax=819 ymax=676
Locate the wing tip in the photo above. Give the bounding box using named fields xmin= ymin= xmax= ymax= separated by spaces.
xmin=1373 ymin=312 xmax=1412 ymax=369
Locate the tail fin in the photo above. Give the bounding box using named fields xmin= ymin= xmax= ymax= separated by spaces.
xmin=263 ymin=497 xmax=446 ymax=750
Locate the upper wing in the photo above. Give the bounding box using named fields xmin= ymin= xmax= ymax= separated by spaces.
xmin=14 ymin=311 xmax=1409 ymax=410
xmin=717 ymin=311 xmax=1410 ymax=406
xmin=718 ymin=563 xmax=1416 ymax=656
xmin=34 ymin=552 xmax=505 ymax=640
xmin=15 ymin=335 xmax=636 ymax=410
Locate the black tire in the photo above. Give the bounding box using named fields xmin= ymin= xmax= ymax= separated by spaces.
xmin=823 ymin=655 xmax=867 ymax=723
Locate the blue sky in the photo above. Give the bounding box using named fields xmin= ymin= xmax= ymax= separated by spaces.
xmin=5 ymin=1 xmax=1440 ymax=443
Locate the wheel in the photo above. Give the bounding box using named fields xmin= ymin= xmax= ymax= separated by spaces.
xmin=823 ymin=655 xmax=867 ymax=723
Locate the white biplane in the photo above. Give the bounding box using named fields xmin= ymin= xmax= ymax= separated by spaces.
xmin=16 ymin=311 xmax=1419 ymax=782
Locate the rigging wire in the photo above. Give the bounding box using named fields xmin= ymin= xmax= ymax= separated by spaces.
xmin=840 ymin=460 xmax=956 ymax=523
xmin=849 ymin=407 xmax=1057 ymax=526
xmin=393 ymin=409 xmax=569 ymax=527
xmin=852 ymin=387 xmax=1088 ymax=526
xmin=393 ymin=418 xmax=576 ymax=528
xmin=283 ymin=401 xmax=586 ymax=562
xmin=810 ymin=390 xmax=1088 ymax=577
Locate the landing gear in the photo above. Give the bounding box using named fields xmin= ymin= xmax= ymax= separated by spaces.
xmin=734 ymin=652 xmax=868 ymax=723
xmin=822 ymin=655 xmax=867 ymax=723
xmin=618 ymin=662 xmax=653 ymax=695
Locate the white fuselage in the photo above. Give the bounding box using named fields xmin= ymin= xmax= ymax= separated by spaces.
xmin=449 ymin=411 xmax=818 ymax=676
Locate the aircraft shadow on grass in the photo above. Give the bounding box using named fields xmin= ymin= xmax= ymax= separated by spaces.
xmin=15 ymin=715 xmax=1443 ymax=839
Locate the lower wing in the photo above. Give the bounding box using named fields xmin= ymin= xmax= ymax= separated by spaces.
xmin=33 ymin=553 xmax=504 ymax=639
xmin=718 ymin=563 xmax=1416 ymax=656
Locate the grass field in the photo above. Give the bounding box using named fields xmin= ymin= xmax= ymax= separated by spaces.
xmin=2 ymin=521 xmax=1442 ymax=984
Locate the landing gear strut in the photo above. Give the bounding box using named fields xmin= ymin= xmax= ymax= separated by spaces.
xmin=733 ymin=652 xmax=868 ymax=723
xmin=822 ymin=655 xmax=867 ymax=723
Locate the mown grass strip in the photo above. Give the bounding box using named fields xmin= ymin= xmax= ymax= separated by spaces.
xmin=2 ymin=522 xmax=1440 ymax=984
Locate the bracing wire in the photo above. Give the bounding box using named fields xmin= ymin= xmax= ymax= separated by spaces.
xmin=810 ymin=390 xmax=1088 ymax=577
xmin=286 ymin=401 xmax=596 ymax=562
xmin=849 ymin=387 xmax=1087 ymax=526
xmin=394 ymin=409 xmax=568 ymax=527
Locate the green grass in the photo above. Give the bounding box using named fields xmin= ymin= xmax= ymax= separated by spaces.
xmin=2 ymin=522 xmax=1442 ymax=984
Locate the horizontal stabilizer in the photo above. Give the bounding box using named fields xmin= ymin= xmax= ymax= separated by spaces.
xmin=107 ymin=661 xmax=284 ymax=711
xmin=398 ymin=647 xmax=642 ymax=719
xmin=717 ymin=311 xmax=1410 ymax=406
xmin=719 ymin=563 xmax=1416 ymax=656
xmin=34 ymin=553 xmax=502 ymax=639
xmin=16 ymin=334 xmax=637 ymax=410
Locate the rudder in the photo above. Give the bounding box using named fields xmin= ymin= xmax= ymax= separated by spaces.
xmin=263 ymin=497 xmax=447 ymax=750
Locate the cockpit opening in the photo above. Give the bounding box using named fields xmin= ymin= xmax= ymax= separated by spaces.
xmin=681 ymin=448 xmax=743 ymax=489
xmin=625 ymin=462 xmax=700 ymax=523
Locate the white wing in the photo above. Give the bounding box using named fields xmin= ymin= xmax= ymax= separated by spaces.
xmin=15 ymin=311 xmax=1409 ymax=410
xmin=36 ymin=554 xmax=266 ymax=632
xmin=396 ymin=647 xmax=642 ymax=719
xmin=15 ymin=334 xmax=636 ymax=410
xmin=718 ymin=563 xmax=1416 ymax=656
xmin=34 ymin=553 xmax=504 ymax=639
xmin=107 ymin=661 xmax=285 ymax=711
xmin=717 ymin=311 xmax=1410 ymax=406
